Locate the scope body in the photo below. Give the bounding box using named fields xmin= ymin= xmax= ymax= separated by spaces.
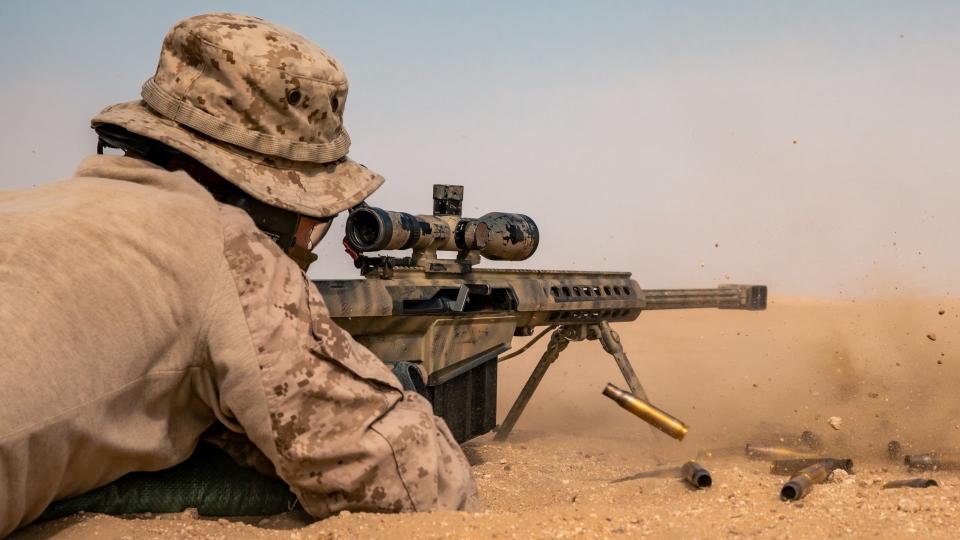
xmin=345 ymin=186 xmax=539 ymax=263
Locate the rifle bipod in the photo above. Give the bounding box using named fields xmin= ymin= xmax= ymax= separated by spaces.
xmin=493 ymin=321 xmax=651 ymax=441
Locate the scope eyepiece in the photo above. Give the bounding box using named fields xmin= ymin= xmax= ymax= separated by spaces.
xmin=346 ymin=207 xmax=389 ymax=251
xmin=346 ymin=207 xmax=422 ymax=252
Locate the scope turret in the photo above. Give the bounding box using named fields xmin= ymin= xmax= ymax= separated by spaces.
xmin=345 ymin=185 xmax=539 ymax=272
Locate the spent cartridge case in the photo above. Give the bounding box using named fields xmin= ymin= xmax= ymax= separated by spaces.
xmin=745 ymin=444 xmax=819 ymax=461
xmin=781 ymin=462 xmax=831 ymax=501
xmin=883 ymin=478 xmax=939 ymax=489
xmin=770 ymin=458 xmax=853 ymax=476
xmin=602 ymin=383 xmax=689 ymax=440
xmin=680 ymin=461 xmax=712 ymax=489
xmin=904 ymin=452 xmax=960 ymax=471
xmin=748 ymin=430 xmax=822 ymax=451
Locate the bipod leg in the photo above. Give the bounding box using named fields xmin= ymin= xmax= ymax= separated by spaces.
xmin=595 ymin=320 xmax=649 ymax=400
xmin=494 ymin=326 xmax=573 ymax=441
xmin=594 ymin=321 xmax=667 ymax=463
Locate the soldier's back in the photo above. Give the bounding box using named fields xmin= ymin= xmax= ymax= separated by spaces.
xmin=0 ymin=155 xmax=225 ymax=533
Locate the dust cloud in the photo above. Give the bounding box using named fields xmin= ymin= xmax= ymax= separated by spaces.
xmin=498 ymin=296 xmax=960 ymax=459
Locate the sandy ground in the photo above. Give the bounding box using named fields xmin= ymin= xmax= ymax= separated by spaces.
xmin=13 ymin=295 xmax=960 ymax=539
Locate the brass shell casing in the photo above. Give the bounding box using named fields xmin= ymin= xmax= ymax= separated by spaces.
xmin=770 ymin=457 xmax=853 ymax=476
xmin=681 ymin=461 xmax=712 ymax=489
xmin=781 ymin=462 xmax=831 ymax=501
xmin=883 ymin=478 xmax=939 ymax=489
xmin=745 ymin=444 xmax=819 ymax=461
xmin=904 ymin=452 xmax=960 ymax=471
xmin=602 ymin=383 xmax=689 ymax=440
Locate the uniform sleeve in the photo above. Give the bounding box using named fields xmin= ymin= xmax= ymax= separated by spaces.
xmin=207 ymin=205 xmax=477 ymax=516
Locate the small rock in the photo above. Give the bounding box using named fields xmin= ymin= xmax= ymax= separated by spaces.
xmin=939 ymin=309 xmax=945 ymax=315
xmin=927 ymin=333 xmax=937 ymax=341
xmin=179 ymin=508 xmax=199 ymax=520
xmin=898 ymin=498 xmax=920 ymax=512
xmin=498 ymin=458 xmax=507 ymax=464
xmin=829 ymin=469 xmax=851 ymax=484
xmin=828 ymin=416 xmax=843 ymax=430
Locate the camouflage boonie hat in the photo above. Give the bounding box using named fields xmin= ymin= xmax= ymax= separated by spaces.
xmin=92 ymin=12 xmax=382 ymax=218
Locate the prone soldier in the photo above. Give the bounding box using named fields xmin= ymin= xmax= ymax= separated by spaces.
xmin=0 ymin=13 xmax=476 ymax=535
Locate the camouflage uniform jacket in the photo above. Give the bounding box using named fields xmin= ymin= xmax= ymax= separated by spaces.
xmin=0 ymin=155 xmax=476 ymax=535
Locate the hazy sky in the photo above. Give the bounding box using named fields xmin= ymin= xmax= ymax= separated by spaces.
xmin=1 ymin=1 xmax=957 ymax=297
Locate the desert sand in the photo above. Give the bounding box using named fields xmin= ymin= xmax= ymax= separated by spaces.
xmin=13 ymin=296 xmax=960 ymax=539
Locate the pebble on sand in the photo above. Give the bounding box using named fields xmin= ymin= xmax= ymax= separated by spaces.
xmin=828 ymin=416 xmax=843 ymax=430
xmin=898 ymin=498 xmax=920 ymax=513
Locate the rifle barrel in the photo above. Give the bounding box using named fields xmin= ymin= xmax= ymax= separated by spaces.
xmin=641 ymin=285 xmax=767 ymax=311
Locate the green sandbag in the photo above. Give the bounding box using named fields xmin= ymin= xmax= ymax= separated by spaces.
xmin=38 ymin=443 xmax=299 ymax=521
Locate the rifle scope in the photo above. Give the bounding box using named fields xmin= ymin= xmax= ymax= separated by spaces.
xmin=346 ymin=206 xmax=539 ymax=261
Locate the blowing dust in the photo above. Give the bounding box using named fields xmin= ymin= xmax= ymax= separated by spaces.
xmin=498 ymin=295 xmax=960 ymax=459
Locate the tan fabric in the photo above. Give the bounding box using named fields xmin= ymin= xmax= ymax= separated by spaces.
xmin=216 ymin=204 xmax=476 ymax=514
xmin=0 ymin=156 xmax=476 ymax=536
xmin=92 ymin=13 xmax=384 ymax=218
xmin=93 ymin=101 xmax=383 ymax=220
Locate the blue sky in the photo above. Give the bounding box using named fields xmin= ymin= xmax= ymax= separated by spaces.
xmin=2 ymin=2 xmax=958 ymax=296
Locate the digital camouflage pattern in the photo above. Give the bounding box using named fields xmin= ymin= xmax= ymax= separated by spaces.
xmin=92 ymin=12 xmax=382 ymax=218
xmin=0 ymin=13 xmax=479 ymax=535
xmin=219 ymin=205 xmax=478 ymax=515
xmin=0 ymin=156 xmax=476 ymax=535
xmin=89 ymin=11 xmax=477 ymax=518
